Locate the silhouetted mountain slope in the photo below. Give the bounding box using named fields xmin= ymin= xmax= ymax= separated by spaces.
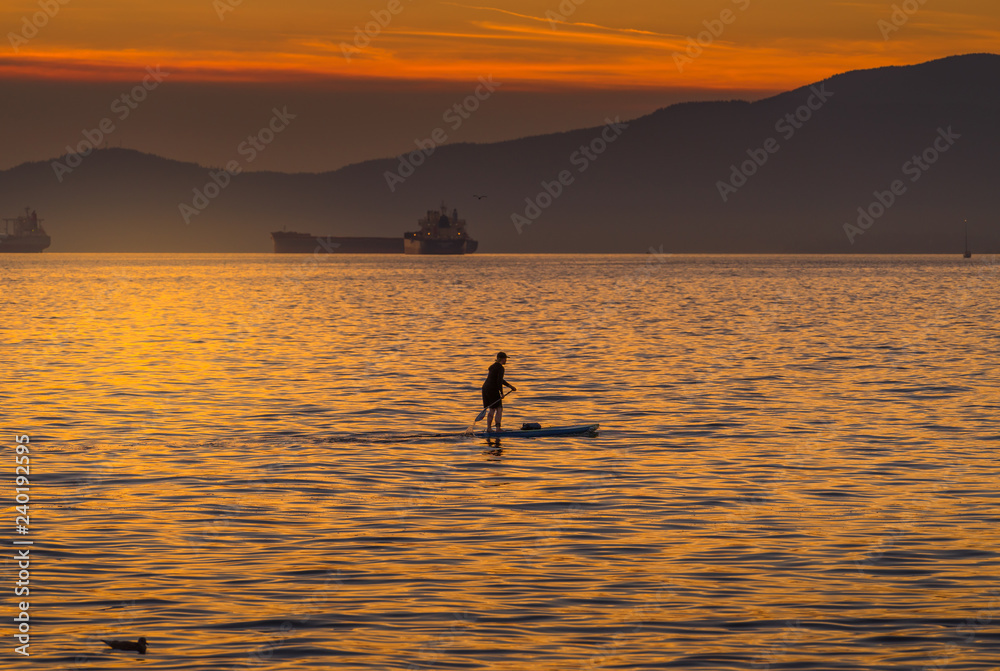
xmin=2 ymin=54 xmax=997 ymax=252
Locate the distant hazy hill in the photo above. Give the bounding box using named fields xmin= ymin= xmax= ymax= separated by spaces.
xmin=2 ymin=54 xmax=997 ymax=253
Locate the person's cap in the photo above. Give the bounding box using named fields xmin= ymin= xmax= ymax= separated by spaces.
xmin=496 ymin=351 xmax=508 ymax=359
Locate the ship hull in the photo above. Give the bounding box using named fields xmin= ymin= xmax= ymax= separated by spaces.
xmin=0 ymin=234 xmax=50 ymax=253
xmin=403 ymin=237 xmax=477 ymax=255
xmin=272 ymin=232 xmax=402 ymax=254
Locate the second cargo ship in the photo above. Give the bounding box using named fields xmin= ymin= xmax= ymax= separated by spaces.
xmin=271 ymin=231 xmax=402 ymax=253
xmin=404 ymin=202 xmax=477 ymax=254
xmin=271 ymin=201 xmax=478 ymax=255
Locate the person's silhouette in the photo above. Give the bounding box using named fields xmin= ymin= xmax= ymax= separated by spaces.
xmin=481 ymin=351 xmax=515 ymax=432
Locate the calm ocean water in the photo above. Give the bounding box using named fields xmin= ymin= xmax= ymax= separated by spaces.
xmin=2 ymin=253 xmax=999 ymax=670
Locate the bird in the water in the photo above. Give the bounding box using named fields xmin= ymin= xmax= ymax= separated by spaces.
xmin=473 ymin=194 xmax=487 ymax=200
xmin=102 ymin=637 xmax=148 ymax=654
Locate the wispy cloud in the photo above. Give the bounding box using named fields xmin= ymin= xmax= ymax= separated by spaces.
xmin=442 ymin=2 xmax=682 ymax=39
xmin=1 ymin=0 xmax=996 ymax=90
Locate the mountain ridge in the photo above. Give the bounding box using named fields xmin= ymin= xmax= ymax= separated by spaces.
xmin=2 ymin=53 xmax=997 ymax=253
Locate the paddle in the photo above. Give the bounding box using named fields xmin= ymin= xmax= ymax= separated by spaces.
xmin=475 ymin=390 xmax=514 ymax=421
xmin=466 ymin=390 xmax=514 ymax=434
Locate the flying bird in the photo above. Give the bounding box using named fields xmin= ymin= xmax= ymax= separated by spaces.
xmin=473 ymin=194 xmax=487 ymax=200
xmin=102 ymin=637 xmax=148 ymax=654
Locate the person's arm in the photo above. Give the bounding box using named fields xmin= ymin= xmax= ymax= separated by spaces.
xmin=496 ymin=364 xmax=514 ymax=391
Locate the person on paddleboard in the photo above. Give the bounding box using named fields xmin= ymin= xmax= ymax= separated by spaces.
xmin=482 ymin=351 xmax=516 ymax=432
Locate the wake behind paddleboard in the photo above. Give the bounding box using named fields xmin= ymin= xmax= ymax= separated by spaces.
xmin=472 ymin=424 xmax=599 ymax=438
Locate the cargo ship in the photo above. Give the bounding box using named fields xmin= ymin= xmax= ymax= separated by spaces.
xmin=271 ymin=230 xmax=402 ymax=254
xmin=271 ymin=201 xmax=478 ymax=254
xmin=404 ymin=202 xmax=477 ymax=254
xmin=1 ymin=208 xmax=51 ymax=253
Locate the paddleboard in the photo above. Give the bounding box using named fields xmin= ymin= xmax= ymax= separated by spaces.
xmin=473 ymin=424 xmax=599 ymax=438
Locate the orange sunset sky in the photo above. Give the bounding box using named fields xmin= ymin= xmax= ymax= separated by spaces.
xmin=1 ymin=0 xmax=997 ymax=171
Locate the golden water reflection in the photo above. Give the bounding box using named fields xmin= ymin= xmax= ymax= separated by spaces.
xmin=3 ymin=254 xmax=999 ymax=669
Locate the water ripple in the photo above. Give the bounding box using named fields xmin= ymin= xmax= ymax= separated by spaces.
xmin=1 ymin=254 xmax=999 ymax=669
